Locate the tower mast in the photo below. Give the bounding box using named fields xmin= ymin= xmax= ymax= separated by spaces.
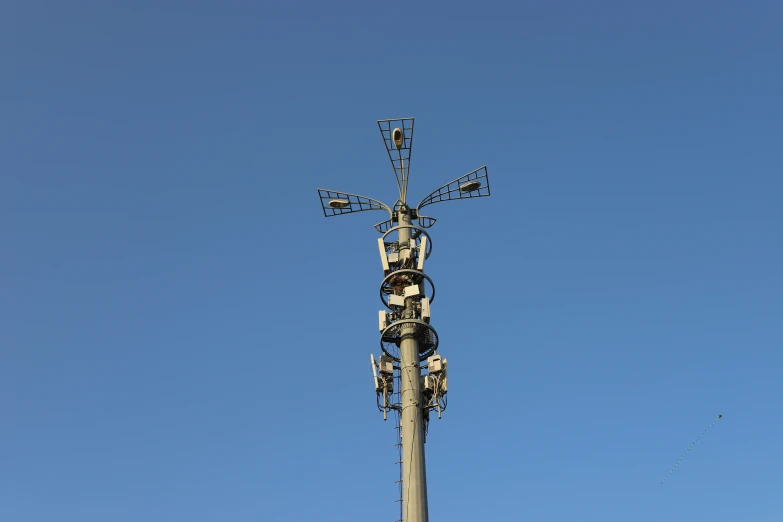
xmin=317 ymin=118 xmax=491 ymax=522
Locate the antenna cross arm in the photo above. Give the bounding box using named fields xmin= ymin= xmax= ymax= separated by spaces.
xmin=317 ymin=189 xmax=392 ymax=218
xmin=416 ymin=166 xmax=491 ymax=211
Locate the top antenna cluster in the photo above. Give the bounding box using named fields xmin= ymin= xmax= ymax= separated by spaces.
xmin=317 ymin=117 xmax=491 ymax=233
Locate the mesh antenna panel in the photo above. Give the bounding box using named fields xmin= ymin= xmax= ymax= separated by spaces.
xmin=377 ymin=118 xmax=415 ymax=203
xmin=317 ymin=189 xmax=392 ymax=218
xmin=417 ymin=165 xmax=490 ymax=210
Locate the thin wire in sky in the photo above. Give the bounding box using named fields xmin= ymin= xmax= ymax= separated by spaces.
xmin=661 ymin=414 xmax=723 ymax=485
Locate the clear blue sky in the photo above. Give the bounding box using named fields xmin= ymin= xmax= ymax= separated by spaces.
xmin=2 ymin=2 xmax=781 ymax=521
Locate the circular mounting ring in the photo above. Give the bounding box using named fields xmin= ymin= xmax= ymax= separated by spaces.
xmin=379 ymin=269 xmax=435 ymax=309
xmin=379 ymin=319 xmax=439 ymax=362
xmin=382 ymin=225 xmax=433 ymax=260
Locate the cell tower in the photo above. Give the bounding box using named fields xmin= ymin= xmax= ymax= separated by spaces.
xmin=317 ymin=118 xmax=490 ymax=522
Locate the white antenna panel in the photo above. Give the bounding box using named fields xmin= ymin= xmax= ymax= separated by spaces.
xmin=377 ymin=238 xmax=389 ymax=271
xmin=421 ymin=297 xmax=431 ymax=322
xmin=417 ymin=236 xmax=427 ymax=271
xmin=370 ymin=354 xmax=380 ymax=392
xmin=378 ymin=310 xmax=388 ymax=332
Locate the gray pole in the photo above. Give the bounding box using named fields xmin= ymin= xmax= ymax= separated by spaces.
xmin=397 ymin=206 xmax=429 ymax=522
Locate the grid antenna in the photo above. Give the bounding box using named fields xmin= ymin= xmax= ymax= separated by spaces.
xmin=378 ymin=118 xmax=414 ymax=204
